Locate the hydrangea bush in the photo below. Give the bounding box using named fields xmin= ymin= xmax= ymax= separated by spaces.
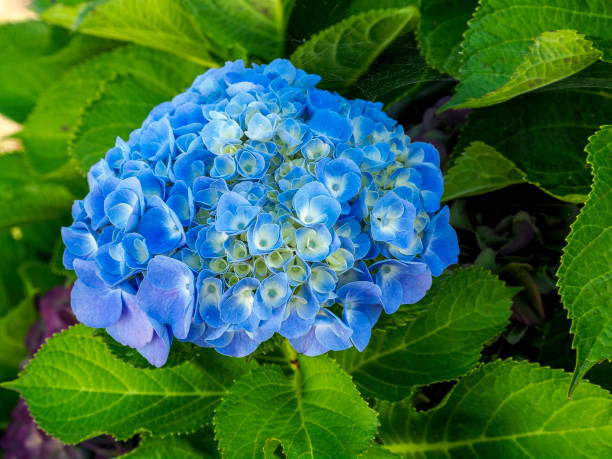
xmin=61 ymin=59 xmax=458 ymax=366
xmin=2 ymin=1 xmax=612 ymax=457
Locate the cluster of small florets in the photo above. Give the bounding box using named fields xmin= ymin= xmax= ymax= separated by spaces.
xmin=62 ymin=59 xmax=459 ymax=366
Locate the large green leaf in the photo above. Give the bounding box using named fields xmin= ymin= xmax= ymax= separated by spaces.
xmin=187 ymin=0 xmax=295 ymax=61
xmin=41 ymin=0 xmax=219 ymax=66
xmin=378 ymin=360 xmax=612 ymax=457
xmin=347 ymin=0 xmax=417 ymax=14
xmin=21 ymin=45 xmax=204 ymax=175
xmin=0 ymin=231 xmax=31 ymax=315
xmin=445 ymin=0 xmax=612 ymax=109
xmin=71 ymin=74 xmax=164 ymax=171
xmin=442 ymin=141 xmax=526 ymax=201
xmin=285 ymin=0 xmax=353 ymax=54
xmin=457 ymin=90 xmax=612 ymax=202
xmin=348 ymin=37 xmax=444 ymax=107
xmin=71 ymin=54 xmax=204 ymax=171
xmin=0 ymin=152 xmax=73 ymax=229
xmin=416 ymin=0 xmax=478 ymax=76
xmin=121 ymin=435 xmax=207 ymax=458
xmin=291 ymin=7 xmax=419 ymax=89
xmin=557 ymin=125 xmax=612 ymax=394
xmin=0 ymin=296 xmax=37 ymax=378
xmin=214 ymin=355 xmax=378 ymax=459
xmin=450 ymin=29 xmax=602 ymax=109
xmin=0 ymin=21 xmax=114 ymax=122
xmin=334 ymin=268 xmax=516 ymax=400
xmin=3 ymin=325 xmax=252 ymax=443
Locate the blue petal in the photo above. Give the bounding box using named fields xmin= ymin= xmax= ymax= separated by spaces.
xmin=279 ymin=307 xmax=313 ymax=339
xmin=219 ymin=277 xmax=259 ymax=325
xmin=61 ymin=222 xmax=97 ymax=258
xmin=289 ymin=327 xmax=327 ymax=356
xmin=193 ymin=177 xmax=228 ymax=209
xmin=215 ymin=191 xmax=260 ymax=234
xmin=421 ymin=206 xmax=459 ymax=276
xmin=137 ymin=319 xmax=172 ymax=367
xmin=254 ymin=272 xmax=291 ymax=319
xmin=308 ymin=109 xmax=352 ymax=142
xmin=139 ymin=117 xmax=175 ymax=162
xmin=247 ymin=213 xmax=282 ymax=255
xmin=214 ymin=330 xmax=261 ymax=357
xmin=313 ymin=309 xmax=352 ymax=352
xmin=196 ymin=273 xmax=223 ymax=327
xmin=210 ymin=154 xmax=237 ymax=180
xmin=106 ymin=292 xmax=154 ymax=348
xmin=245 ymin=113 xmax=275 ymax=141
xmin=263 ymin=59 xmax=297 ymax=83
xmin=295 ymin=224 xmax=333 ymax=262
xmin=71 ymin=259 xmax=123 ymax=327
xmin=315 ymin=158 xmax=361 ymax=202
xmin=408 ymin=141 xmax=440 ymax=167
xmin=372 ymin=260 xmax=432 ymax=313
xmin=196 ymin=225 xmax=228 ymax=258
xmin=166 ymin=180 xmax=195 ymax=226
xmin=138 ymin=197 xmax=185 ymax=254
xmin=121 ymin=233 xmax=150 ymax=269
xmin=370 ymin=191 xmax=416 ymax=249
xmin=136 ymin=256 xmax=195 ymax=340
xmin=292 ymin=181 xmax=341 ymax=228
xmin=201 ymin=118 xmax=242 ymax=155
xmin=302 ymin=137 xmax=331 ymax=161
xmin=342 ymin=308 xmax=372 ymax=352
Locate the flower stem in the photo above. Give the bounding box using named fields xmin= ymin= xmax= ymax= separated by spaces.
xmin=282 ymin=338 xmax=300 ymax=371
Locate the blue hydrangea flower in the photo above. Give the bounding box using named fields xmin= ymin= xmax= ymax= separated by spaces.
xmin=62 ymin=59 xmax=459 ymax=366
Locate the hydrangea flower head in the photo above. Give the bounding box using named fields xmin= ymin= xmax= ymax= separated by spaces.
xmin=62 ymin=59 xmax=459 ymax=366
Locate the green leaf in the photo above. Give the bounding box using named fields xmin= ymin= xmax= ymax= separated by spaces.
xmin=557 ymin=125 xmax=612 ymax=394
xmin=42 ymin=0 xmax=219 ymax=66
xmin=121 ymin=435 xmax=206 ymax=458
xmin=0 ymin=21 xmax=115 ymax=122
xmin=347 ymin=37 xmax=444 ymax=107
xmin=448 ymin=29 xmax=602 ymax=109
xmin=21 ymin=45 xmax=204 ymax=175
xmin=347 ymin=0 xmax=418 ymax=15
xmin=359 ymin=442 xmax=401 ymax=458
xmin=290 ymin=7 xmax=419 ymax=89
xmin=0 ymin=152 xmax=73 ymax=229
xmin=71 ymin=55 xmax=204 ymax=171
xmin=378 ymin=360 xmax=612 ymax=457
xmin=0 ymin=228 xmax=51 ymax=314
xmin=417 ymin=0 xmax=478 ymax=76
xmin=187 ymin=0 xmax=295 ymax=61
xmin=285 ymin=0 xmax=353 ymax=54
xmin=18 ymin=260 xmax=67 ymax=297
xmin=214 ymin=355 xmax=379 ymax=459
xmin=0 ymin=296 xmax=37 ymax=376
xmin=446 ymin=0 xmax=612 ymax=109
xmin=457 ymin=89 xmax=612 ymax=202
xmin=536 ymin=310 xmax=612 ymax=393
xmin=333 ymin=268 xmax=516 ymax=400
xmin=3 ymin=324 xmax=252 ymax=443
xmin=442 ymin=141 xmax=526 ymax=201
